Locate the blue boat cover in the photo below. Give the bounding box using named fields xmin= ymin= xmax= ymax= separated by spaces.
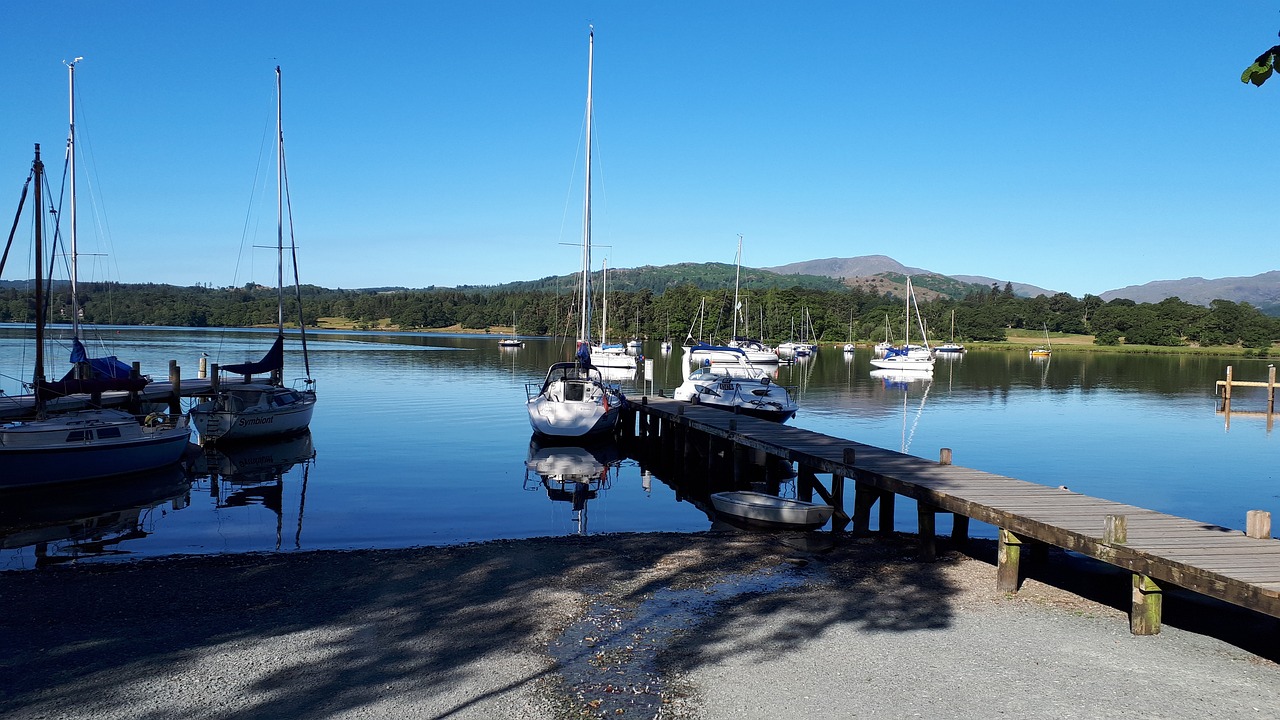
xmin=224 ymin=336 xmax=284 ymax=376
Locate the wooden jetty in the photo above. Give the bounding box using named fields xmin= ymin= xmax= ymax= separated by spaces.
xmin=0 ymin=359 xmax=213 ymax=421
xmin=625 ymin=394 xmax=1280 ymax=636
xmin=1215 ymin=365 xmax=1277 ymax=429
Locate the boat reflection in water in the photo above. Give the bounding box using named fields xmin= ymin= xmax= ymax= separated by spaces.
xmin=0 ymin=466 xmax=190 ymax=567
xmin=524 ymin=436 xmax=622 ymax=535
xmin=188 ymin=431 xmax=316 ymax=550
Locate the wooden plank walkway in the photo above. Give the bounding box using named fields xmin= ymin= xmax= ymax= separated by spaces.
xmin=0 ymin=379 xmax=215 ymax=420
xmin=630 ymin=395 xmax=1280 ymax=630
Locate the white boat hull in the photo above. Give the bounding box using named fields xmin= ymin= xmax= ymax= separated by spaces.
xmin=0 ymin=410 xmax=192 ymax=488
xmin=527 ymin=394 xmax=621 ymax=438
xmin=869 ymin=356 xmax=935 ymax=371
xmin=190 ymin=386 xmax=316 ymax=443
xmin=710 ymin=491 xmax=833 ymax=530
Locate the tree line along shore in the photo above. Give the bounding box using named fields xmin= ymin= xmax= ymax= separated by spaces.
xmin=2 ymin=279 xmax=1277 ymax=356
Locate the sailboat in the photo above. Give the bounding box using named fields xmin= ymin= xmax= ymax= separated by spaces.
xmin=874 ymin=313 xmax=894 ymax=356
xmin=526 ymin=27 xmax=626 ymax=440
xmin=0 ymin=65 xmax=190 ymax=487
xmin=589 ymin=259 xmax=637 ymax=369
xmin=190 ymin=67 xmax=317 ymax=444
xmin=869 ymin=277 xmax=935 ymax=372
xmin=843 ymin=308 xmax=856 ymax=353
xmin=689 ymin=235 xmax=778 ymax=365
xmin=1030 ymin=323 xmax=1052 ymax=358
xmin=498 ymin=311 xmax=524 ymax=347
xmin=936 ymin=309 xmax=965 ymax=353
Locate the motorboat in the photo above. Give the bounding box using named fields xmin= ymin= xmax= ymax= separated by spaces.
xmin=673 ymin=348 xmax=797 ymax=422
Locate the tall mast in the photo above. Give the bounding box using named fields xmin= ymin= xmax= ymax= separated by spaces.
xmin=600 ymin=257 xmax=608 ymax=345
xmin=66 ymin=58 xmax=82 ymax=342
xmin=579 ymin=27 xmax=594 ymax=343
xmin=32 ymin=145 xmax=46 ymax=418
xmin=732 ymin=234 xmax=742 ymax=338
xmin=276 ymin=65 xmax=285 ymax=338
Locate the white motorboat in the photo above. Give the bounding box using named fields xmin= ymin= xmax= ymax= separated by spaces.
xmin=527 ymin=28 xmax=626 ymax=439
xmin=191 ymin=67 xmax=317 ymax=444
xmin=673 ymin=348 xmax=797 ymax=422
xmin=710 ymin=491 xmax=833 ymax=530
xmin=0 ymin=69 xmax=191 ymax=488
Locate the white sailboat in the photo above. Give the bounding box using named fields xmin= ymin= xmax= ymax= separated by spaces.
xmin=589 ymin=258 xmax=637 ymax=369
xmin=869 ymin=277 xmax=935 ymax=372
xmin=498 ymin=311 xmax=524 ymax=347
xmin=936 ymin=309 xmax=965 ymax=353
xmin=526 ymin=27 xmax=626 ymax=440
xmin=690 ymin=235 xmax=778 ymax=365
xmin=0 ymin=63 xmax=190 ymax=487
xmin=843 ymin=308 xmax=856 ymax=353
xmin=190 ymin=67 xmax=317 ymax=444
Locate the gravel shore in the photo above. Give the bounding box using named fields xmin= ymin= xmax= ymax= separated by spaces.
xmin=1 ymin=532 xmax=1276 ymax=720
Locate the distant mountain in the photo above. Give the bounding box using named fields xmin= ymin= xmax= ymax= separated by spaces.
xmin=1100 ymin=271 xmax=1280 ymax=314
xmin=464 ymin=262 xmax=846 ymax=295
xmin=763 ymin=256 xmax=1054 ymax=299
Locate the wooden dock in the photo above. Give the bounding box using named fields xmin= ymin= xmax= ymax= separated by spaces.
xmin=626 ymin=395 xmax=1280 ymax=635
xmin=0 ymin=359 xmax=213 ymax=421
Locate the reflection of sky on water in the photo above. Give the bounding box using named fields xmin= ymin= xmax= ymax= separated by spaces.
xmin=2 ymin=328 xmax=1277 ymax=567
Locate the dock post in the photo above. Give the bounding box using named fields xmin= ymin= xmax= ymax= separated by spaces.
xmin=938 ymin=447 xmax=969 ymax=546
xmin=1225 ymin=365 xmax=1233 ymax=402
xmin=129 ymin=361 xmax=142 ymax=413
xmin=878 ymin=490 xmax=895 ymax=535
xmin=168 ymin=360 xmax=181 ymax=414
xmin=1131 ymin=574 xmax=1163 ymax=635
xmin=1269 ymin=365 xmax=1276 ymax=415
xmin=1247 ymin=510 xmax=1272 ymax=539
xmin=997 ymin=528 xmax=1023 ymax=592
xmin=1103 ymin=514 xmax=1128 ymax=545
xmin=198 ymin=355 xmax=208 ymax=380
xmin=917 ymin=502 xmax=938 ymax=561
xmin=798 ymin=465 xmax=817 ymax=502
xmin=210 ymin=364 xmax=220 ymax=395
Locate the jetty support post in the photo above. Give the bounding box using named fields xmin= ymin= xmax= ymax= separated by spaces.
xmin=1269 ymin=365 xmax=1276 ymax=415
xmin=797 ymin=463 xmax=817 ymax=502
xmin=938 ymin=448 xmax=970 ymax=547
xmin=997 ymin=528 xmax=1023 ymax=593
xmin=168 ymin=360 xmax=182 ymax=415
xmin=917 ymin=501 xmax=938 ymax=561
xmin=851 ymin=474 xmax=895 ymax=536
xmin=128 ymin=361 xmax=142 ymax=413
xmin=1131 ymin=575 xmax=1163 ymax=635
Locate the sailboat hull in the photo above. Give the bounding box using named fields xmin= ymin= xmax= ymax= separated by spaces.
xmin=0 ymin=410 xmax=192 ymax=488
xmin=527 ymin=395 xmax=621 ymax=439
xmin=190 ymin=385 xmax=317 ymax=443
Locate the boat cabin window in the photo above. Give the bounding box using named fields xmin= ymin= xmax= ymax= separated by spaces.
xmin=66 ymin=430 xmax=91 ymax=442
xmin=97 ymin=427 xmax=122 ymax=439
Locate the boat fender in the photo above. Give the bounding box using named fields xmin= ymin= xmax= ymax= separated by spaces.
xmin=144 ymin=412 xmax=167 ymax=427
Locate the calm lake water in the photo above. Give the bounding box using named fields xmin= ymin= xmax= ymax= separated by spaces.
xmin=1 ymin=324 xmax=1277 ymax=570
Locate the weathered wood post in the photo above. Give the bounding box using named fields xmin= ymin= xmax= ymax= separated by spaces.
xmin=852 ymin=478 xmax=877 ymax=534
xmin=1131 ymin=575 xmax=1163 ymax=635
xmin=997 ymin=528 xmax=1023 ymax=592
xmin=917 ymin=502 xmax=938 ymax=561
xmin=1247 ymin=510 xmax=1273 ymax=539
xmin=168 ymin=359 xmax=182 ymax=414
xmin=798 ymin=464 xmax=817 ymax=502
xmin=198 ymin=354 xmax=208 ymax=380
xmin=1269 ymin=365 xmax=1276 ymax=415
xmin=878 ymin=490 xmax=896 ymax=535
xmin=129 ymin=361 xmax=142 ymax=413
xmin=825 ymin=447 xmax=854 ymax=531
xmin=938 ymin=447 xmax=969 ymax=546
xmin=210 ymin=364 xmax=220 ymax=395
xmin=1225 ymin=365 xmax=1233 ymax=402
xmin=1103 ymin=514 xmax=1127 ymax=544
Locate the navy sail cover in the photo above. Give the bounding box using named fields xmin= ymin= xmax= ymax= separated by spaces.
xmin=224 ymin=336 xmax=284 ymax=376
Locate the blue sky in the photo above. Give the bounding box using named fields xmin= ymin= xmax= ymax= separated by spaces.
xmin=3 ymin=2 xmax=1279 ymax=297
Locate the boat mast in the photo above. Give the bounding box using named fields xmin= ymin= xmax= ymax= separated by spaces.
xmin=578 ymin=27 xmax=594 ymax=344
xmin=32 ymin=144 xmax=47 ymax=419
xmin=600 ymin=258 xmax=608 ymax=345
xmin=903 ymin=277 xmax=911 ymax=348
xmin=66 ymin=58 xmax=82 ymax=345
xmin=732 ymin=234 xmax=742 ymax=339
xmin=274 ymin=66 xmax=286 ymax=384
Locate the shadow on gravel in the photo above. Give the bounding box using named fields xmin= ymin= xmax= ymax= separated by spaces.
xmin=0 ymin=532 xmax=957 ymax=720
